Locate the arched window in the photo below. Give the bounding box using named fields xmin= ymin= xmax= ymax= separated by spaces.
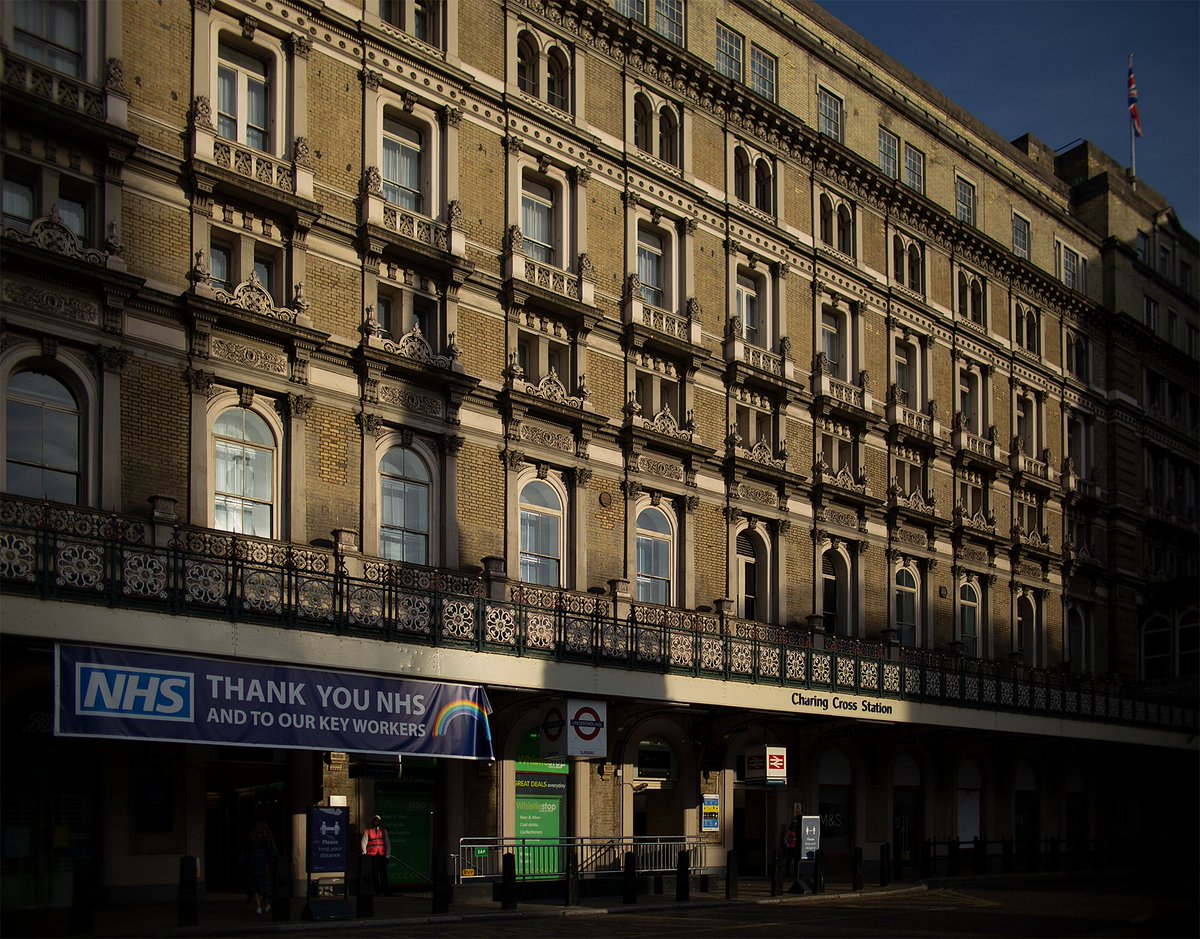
xmin=516 ymin=33 xmax=538 ymax=96
xmin=1016 ymin=594 xmax=1037 ymax=666
xmin=822 ymin=550 xmax=848 ymax=634
xmin=1066 ymin=606 xmax=1086 ymax=674
xmin=519 ymin=479 xmax=563 ymax=586
xmin=895 ymin=567 xmax=917 ymax=646
xmin=970 ymin=280 xmax=984 ymax=324
xmin=957 ymin=271 xmax=969 ymax=318
xmin=520 ymin=176 xmax=556 ymax=264
xmin=907 ymin=243 xmax=922 ymax=291
xmin=754 ymin=159 xmax=772 ymax=212
xmin=959 ymin=582 xmax=979 ymax=657
xmin=836 ymin=204 xmax=853 ymax=255
xmin=893 ymin=235 xmax=906 ymax=286
xmin=217 ymin=40 xmax=271 ymax=151
xmin=736 ymin=530 xmax=761 ymax=621
xmin=546 ymin=48 xmax=569 ymax=110
xmin=736 ymin=271 xmax=761 ymax=346
xmin=819 ymin=194 xmax=834 ymax=247
xmin=379 ymin=446 xmax=430 ymax=564
xmin=633 ymin=95 xmax=653 ymax=152
xmin=658 ymin=106 xmax=679 ymax=165
xmin=1181 ymin=610 xmax=1199 ymax=678
xmin=637 ymin=228 xmax=665 ymax=308
xmin=1141 ymin=615 xmax=1171 ymax=680
xmin=734 ymin=148 xmax=750 ymax=203
xmin=5 ymin=369 xmax=81 ymax=504
xmin=212 ymin=407 xmax=275 ymax=537
xmin=636 ymin=506 xmax=673 ymax=605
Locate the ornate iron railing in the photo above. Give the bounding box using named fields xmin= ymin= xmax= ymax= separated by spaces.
xmin=0 ymin=496 xmax=1194 ymax=735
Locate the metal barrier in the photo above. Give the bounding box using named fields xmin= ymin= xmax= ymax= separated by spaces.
xmin=456 ymin=836 xmax=704 ymax=884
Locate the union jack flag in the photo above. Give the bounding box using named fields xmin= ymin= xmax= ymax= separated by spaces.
xmin=1128 ymin=56 xmax=1143 ymax=138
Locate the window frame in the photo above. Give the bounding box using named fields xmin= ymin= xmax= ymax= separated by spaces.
xmin=4 ymin=366 xmax=84 ymax=505
xmin=216 ymin=39 xmax=272 ymax=153
xmin=958 ymin=581 xmax=980 ymax=658
xmin=878 ymin=127 xmax=899 ymax=179
xmin=894 ymin=566 xmax=919 ymax=647
xmin=715 ymin=22 xmax=743 ymax=82
xmin=954 ymin=175 xmax=976 ymax=226
xmin=12 ymin=0 xmax=84 ymax=78
xmin=749 ymin=45 xmax=776 ymax=101
xmin=817 ymin=86 xmax=844 ymax=144
xmin=519 ymin=475 xmax=567 ymax=587
xmin=210 ymin=403 xmax=280 ymax=539
xmin=378 ymin=443 xmax=433 ymax=565
xmin=903 ymin=144 xmax=925 ymax=194
xmin=1012 ymin=212 xmax=1031 ymax=260
xmin=635 ymin=503 xmax=676 ymax=606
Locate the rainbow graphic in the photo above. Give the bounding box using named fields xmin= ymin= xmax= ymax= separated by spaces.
xmin=432 ymin=698 xmax=492 ymax=745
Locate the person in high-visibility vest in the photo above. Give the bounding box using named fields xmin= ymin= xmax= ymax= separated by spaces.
xmin=361 ymin=814 xmax=392 ymax=896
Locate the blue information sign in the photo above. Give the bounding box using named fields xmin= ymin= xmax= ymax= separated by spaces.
xmin=309 ymin=807 xmax=349 ymax=875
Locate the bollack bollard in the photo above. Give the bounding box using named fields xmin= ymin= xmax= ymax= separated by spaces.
xmin=623 ymin=851 xmax=637 ymax=904
xmin=725 ymin=849 xmax=738 ymax=899
xmin=812 ymin=849 xmax=825 ymax=894
xmin=432 ymin=854 xmax=451 ymax=915
xmin=178 ymin=855 xmax=199 ymax=927
xmin=852 ymin=845 xmax=863 ymax=891
xmin=769 ymin=851 xmax=781 ymax=897
xmin=880 ymin=842 xmax=891 ymax=887
xmin=565 ymin=849 xmax=579 ymax=906
xmin=675 ymin=850 xmax=689 ymax=902
xmin=500 ymin=852 xmax=517 ymax=910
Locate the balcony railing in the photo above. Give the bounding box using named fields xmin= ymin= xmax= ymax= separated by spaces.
xmin=0 ymin=496 xmax=1194 ymax=735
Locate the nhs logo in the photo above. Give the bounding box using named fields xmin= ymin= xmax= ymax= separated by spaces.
xmin=76 ymin=663 xmax=194 ymax=722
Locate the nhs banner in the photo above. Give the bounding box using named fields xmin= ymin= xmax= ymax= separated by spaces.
xmin=55 ymin=644 xmax=494 ymax=761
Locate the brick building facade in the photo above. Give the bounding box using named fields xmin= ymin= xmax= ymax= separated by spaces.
xmin=1 ymin=0 xmax=1196 ymax=927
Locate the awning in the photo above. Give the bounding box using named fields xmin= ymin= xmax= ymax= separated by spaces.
xmin=55 ymin=644 xmax=493 ymax=761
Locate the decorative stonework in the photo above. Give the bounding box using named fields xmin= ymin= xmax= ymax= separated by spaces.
xmin=3 ymin=281 xmax=99 ymax=325
xmin=734 ymin=483 xmax=779 ymax=509
xmin=631 ymin=454 xmax=684 ymax=482
xmin=520 ymin=423 xmax=573 ymax=453
xmin=4 ymin=207 xmax=108 ymax=266
xmin=211 ymin=272 xmax=307 ymax=325
xmin=377 ymin=383 xmax=444 ymax=417
xmin=376 ymin=322 xmax=458 ymax=370
xmin=210 ymin=336 xmax=288 ymax=374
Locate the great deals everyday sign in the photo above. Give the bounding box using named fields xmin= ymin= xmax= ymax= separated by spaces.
xmin=55 ymin=644 xmax=494 ymax=760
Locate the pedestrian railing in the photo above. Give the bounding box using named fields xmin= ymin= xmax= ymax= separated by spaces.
xmin=456 ymin=835 xmax=704 ymax=884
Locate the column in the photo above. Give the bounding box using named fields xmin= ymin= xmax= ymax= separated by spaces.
xmin=98 ymin=347 xmax=126 ymax=511
xmin=185 ymin=368 xmax=215 ymax=525
xmin=285 ymin=394 xmax=312 ymax=543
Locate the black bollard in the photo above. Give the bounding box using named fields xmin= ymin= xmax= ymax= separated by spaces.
xmin=565 ymin=849 xmax=579 ymax=906
xmin=623 ymin=851 xmax=637 ymax=904
xmin=71 ymin=862 xmax=94 ymax=934
xmin=769 ymin=851 xmax=781 ymax=896
xmin=500 ymin=852 xmax=517 ymax=910
xmin=948 ymin=840 xmax=960 ymax=876
xmin=852 ymin=845 xmax=863 ymax=891
xmin=675 ymin=849 xmax=689 ymax=902
xmin=893 ymin=840 xmax=904 ymax=881
xmin=725 ymin=849 xmax=738 ymax=899
xmin=813 ymin=849 xmax=825 ymax=894
xmin=880 ymin=842 xmax=890 ymax=887
xmin=272 ymin=855 xmax=291 ymax=921
xmin=432 ymin=854 xmax=451 ymax=915
xmin=178 ymin=855 xmax=198 ymax=927
xmin=356 ymin=866 xmax=375 ymax=919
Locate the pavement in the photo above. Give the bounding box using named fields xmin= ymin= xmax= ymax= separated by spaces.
xmin=27 ymin=876 xmax=926 ymax=939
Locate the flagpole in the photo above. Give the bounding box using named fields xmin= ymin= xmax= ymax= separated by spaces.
xmin=1129 ymin=53 xmax=1137 ymax=190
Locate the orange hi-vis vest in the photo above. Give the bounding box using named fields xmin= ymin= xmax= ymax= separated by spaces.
xmin=366 ymin=828 xmax=386 ymax=856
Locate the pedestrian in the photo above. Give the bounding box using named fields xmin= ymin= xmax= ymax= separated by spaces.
xmin=245 ymin=819 xmax=277 ymax=915
xmin=361 ymin=814 xmax=391 ymax=897
xmin=784 ymin=822 xmax=797 ymax=876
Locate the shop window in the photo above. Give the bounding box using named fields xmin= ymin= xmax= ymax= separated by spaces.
xmin=5 ymin=369 xmax=81 ymax=504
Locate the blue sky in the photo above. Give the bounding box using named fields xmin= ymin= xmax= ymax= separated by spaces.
xmin=817 ymin=1 xmax=1200 ymax=234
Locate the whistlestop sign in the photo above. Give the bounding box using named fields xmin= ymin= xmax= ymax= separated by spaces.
xmin=55 ymin=644 xmax=494 ymax=760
